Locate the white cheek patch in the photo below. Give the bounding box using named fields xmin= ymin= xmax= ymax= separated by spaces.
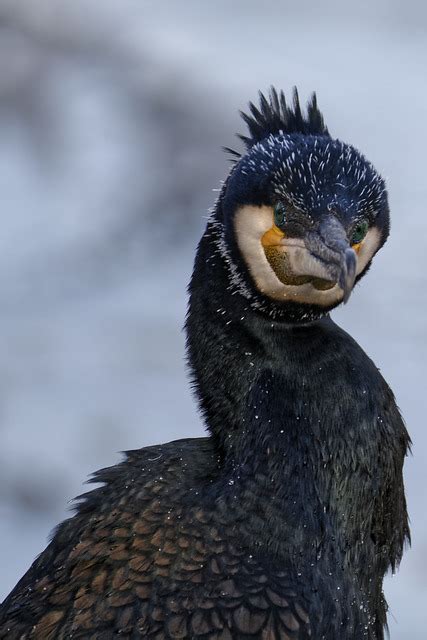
xmin=234 ymin=206 xmax=285 ymax=297
xmin=234 ymin=205 xmax=382 ymax=306
xmin=356 ymin=227 xmax=382 ymax=275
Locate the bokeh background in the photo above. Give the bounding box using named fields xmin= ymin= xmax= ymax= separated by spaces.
xmin=0 ymin=1 xmax=425 ymax=637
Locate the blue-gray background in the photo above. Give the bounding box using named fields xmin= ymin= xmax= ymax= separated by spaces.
xmin=0 ymin=2 xmax=425 ymax=637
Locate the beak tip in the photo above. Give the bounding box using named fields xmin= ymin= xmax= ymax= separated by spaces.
xmin=340 ymin=248 xmax=357 ymax=303
xmin=342 ymin=288 xmax=352 ymax=304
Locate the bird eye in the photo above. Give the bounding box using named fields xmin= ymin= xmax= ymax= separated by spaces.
xmin=351 ymin=219 xmax=369 ymax=245
xmin=274 ymin=203 xmax=287 ymax=229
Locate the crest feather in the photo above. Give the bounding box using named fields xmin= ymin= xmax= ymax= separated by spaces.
xmin=238 ymin=86 xmax=329 ymax=150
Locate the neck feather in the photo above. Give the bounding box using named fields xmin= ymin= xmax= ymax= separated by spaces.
xmin=186 ymin=223 xmax=388 ymax=548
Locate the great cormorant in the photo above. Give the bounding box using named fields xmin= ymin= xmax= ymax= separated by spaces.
xmin=0 ymin=88 xmax=410 ymax=639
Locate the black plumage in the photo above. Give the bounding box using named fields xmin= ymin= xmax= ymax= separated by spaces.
xmin=0 ymin=88 xmax=409 ymax=639
xmin=239 ymin=87 xmax=329 ymax=149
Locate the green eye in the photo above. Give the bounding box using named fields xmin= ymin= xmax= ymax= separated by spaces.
xmin=351 ymin=219 xmax=369 ymax=245
xmin=274 ymin=203 xmax=287 ymax=228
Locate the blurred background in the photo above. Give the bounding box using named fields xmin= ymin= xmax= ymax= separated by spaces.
xmin=0 ymin=1 xmax=425 ymax=637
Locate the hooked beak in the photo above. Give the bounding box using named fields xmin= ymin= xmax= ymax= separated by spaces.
xmin=304 ymin=217 xmax=357 ymax=303
xmin=338 ymin=248 xmax=357 ymax=303
xmin=262 ymin=216 xmax=358 ymax=303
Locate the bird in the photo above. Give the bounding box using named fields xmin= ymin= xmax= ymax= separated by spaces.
xmin=0 ymin=87 xmax=410 ymax=640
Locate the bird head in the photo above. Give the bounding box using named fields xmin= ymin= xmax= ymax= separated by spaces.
xmin=216 ymin=88 xmax=389 ymax=322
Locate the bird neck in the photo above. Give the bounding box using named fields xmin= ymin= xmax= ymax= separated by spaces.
xmin=186 ymin=221 xmax=384 ymax=559
xmin=187 ymin=220 xmax=333 ymax=468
